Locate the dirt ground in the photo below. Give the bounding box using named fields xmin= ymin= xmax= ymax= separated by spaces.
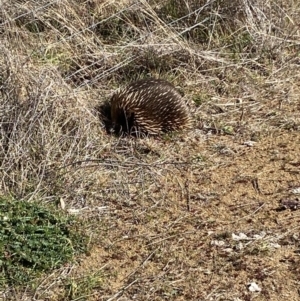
xmin=68 ymin=130 xmax=300 ymax=301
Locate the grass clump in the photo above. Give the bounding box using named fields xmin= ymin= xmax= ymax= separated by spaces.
xmin=0 ymin=197 xmax=88 ymax=287
xmin=62 ymin=271 xmax=104 ymax=301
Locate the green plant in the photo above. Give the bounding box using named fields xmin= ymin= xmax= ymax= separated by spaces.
xmin=63 ymin=272 xmax=104 ymax=300
xmin=0 ymin=197 xmax=88 ymax=287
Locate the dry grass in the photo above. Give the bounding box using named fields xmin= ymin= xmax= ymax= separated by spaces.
xmin=0 ymin=0 xmax=300 ymax=300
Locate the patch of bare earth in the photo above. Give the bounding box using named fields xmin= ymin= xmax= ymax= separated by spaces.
xmin=69 ymin=131 xmax=299 ymax=301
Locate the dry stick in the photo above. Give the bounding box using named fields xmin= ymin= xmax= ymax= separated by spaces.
xmin=220 ymin=202 xmax=266 ymax=225
xmin=106 ymin=279 xmax=139 ymax=301
xmin=105 ymin=249 xmax=156 ymax=300
xmin=185 ymin=178 xmax=190 ymax=211
xmin=106 ymin=255 xmax=154 ymax=300
xmin=52 ymin=158 xmax=196 ymax=171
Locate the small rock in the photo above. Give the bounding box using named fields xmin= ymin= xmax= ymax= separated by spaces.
xmin=243 ymin=140 xmax=256 ymax=147
xmin=291 ymin=187 xmax=300 ymax=194
xmin=248 ymin=282 xmax=261 ymax=292
xmin=232 ymin=232 xmax=249 ymax=241
xmin=211 ymin=240 xmax=225 ymax=247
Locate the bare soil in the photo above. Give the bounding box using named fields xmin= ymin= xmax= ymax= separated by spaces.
xmin=71 ymin=131 xmax=300 ymax=301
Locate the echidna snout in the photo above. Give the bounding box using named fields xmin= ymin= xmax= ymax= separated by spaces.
xmin=110 ymin=78 xmax=191 ymax=135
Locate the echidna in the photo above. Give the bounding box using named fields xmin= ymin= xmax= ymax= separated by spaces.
xmin=110 ymin=78 xmax=191 ymax=135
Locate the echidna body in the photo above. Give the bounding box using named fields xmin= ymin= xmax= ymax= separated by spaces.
xmin=111 ymin=78 xmax=191 ymax=135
